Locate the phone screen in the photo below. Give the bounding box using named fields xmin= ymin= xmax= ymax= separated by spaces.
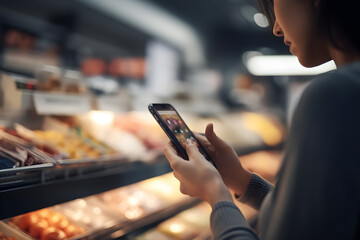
xmin=157 ymin=109 xmax=196 ymax=150
xmin=149 ymin=103 xmax=215 ymax=167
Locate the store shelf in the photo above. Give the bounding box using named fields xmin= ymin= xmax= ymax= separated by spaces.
xmin=0 ymin=141 xmax=282 ymax=221
xmin=0 ymin=155 xmax=172 ymax=220
xmin=91 ymin=198 xmax=202 ymax=240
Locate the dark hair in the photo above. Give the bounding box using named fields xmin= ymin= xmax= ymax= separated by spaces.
xmin=257 ymin=0 xmax=275 ymax=29
xmin=257 ymin=0 xmax=360 ymax=53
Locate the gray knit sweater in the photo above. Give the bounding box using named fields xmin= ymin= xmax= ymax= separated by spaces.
xmin=210 ymin=61 xmax=360 ymax=240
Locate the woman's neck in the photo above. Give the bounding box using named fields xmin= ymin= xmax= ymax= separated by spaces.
xmin=329 ymin=47 xmax=360 ymax=67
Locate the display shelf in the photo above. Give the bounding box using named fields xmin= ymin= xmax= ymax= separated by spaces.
xmin=98 ymin=198 xmax=202 ymax=240
xmin=1 ymin=73 xmax=93 ymax=115
xmin=0 ymin=155 xmax=172 ymax=220
xmin=0 ymin=142 xmax=282 ymax=221
xmin=1 ymin=73 xmax=131 ymax=115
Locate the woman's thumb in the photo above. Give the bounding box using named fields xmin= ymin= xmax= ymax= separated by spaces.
xmin=205 ymin=123 xmax=225 ymax=148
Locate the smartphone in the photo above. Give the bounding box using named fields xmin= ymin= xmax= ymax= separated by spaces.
xmin=148 ymin=103 xmax=215 ymax=167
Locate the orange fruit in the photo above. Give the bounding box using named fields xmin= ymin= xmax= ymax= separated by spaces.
xmin=48 ymin=212 xmax=65 ymax=227
xmin=63 ymin=225 xmax=77 ymax=238
xmin=36 ymin=209 xmax=52 ymax=219
xmin=18 ymin=213 xmax=39 ymax=231
xmin=56 ymin=218 xmax=69 ymax=230
xmin=11 ymin=215 xmax=22 ymax=225
xmin=41 ymin=227 xmax=67 ymax=240
xmin=63 ymin=224 xmax=84 ymax=238
xmin=29 ymin=219 xmax=49 ymax=239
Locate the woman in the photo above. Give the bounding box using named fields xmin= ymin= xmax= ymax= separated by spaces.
xmin=164 ymin=0 xmax=360 ymax=239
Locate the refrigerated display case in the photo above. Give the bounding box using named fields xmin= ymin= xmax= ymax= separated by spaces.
xmin=0 ymin=172 xmax=204 ymax=240
xmin=133 ymin=202 xmax=212 ymax=240
xmin=2 ymin=85 xmax=283 ymax=240
xmin=0 ymin=2 xmax=286 ymax=238
xmin=0 ymin=28 xmax=286 ymax=235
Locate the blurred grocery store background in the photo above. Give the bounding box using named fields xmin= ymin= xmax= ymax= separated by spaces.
xmin=0 ymin=1 xmax=335 ymax=239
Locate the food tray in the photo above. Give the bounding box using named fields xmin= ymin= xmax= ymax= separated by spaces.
xmin=4 ymin=208 xmax=90 ymax=240
xmin=0 ymin=163 xmax=54 ymax=190
xmin=56 ymin=153 xmax=126 ymax=165
xmin=0 ymin=221 xmax=32 ymax=240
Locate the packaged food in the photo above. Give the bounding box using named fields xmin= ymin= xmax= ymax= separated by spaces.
xmin=38 ymin=117 xmax=119 ymax=161
xmin=0 ymin=134 xmax=52 ymax=166
xmin=53 ymin=198 xmax=121 ymax=230
xmin=176 ymin=203 xmax=211 ymax=229
xmin=157 ymin=217 xmax=200 ymax=240
xmin=137 ymin=173 xmax=188 ymax=203
xmin=62 ymin=70 xmax=87 ymax=94
xmin=35 ymin=66 xmax=87 ymax=94
xmin=0 ymin=152 xmax=18 ymax=170
xmin=0 ymin=221 xmax=29 ymax=240
xmin=9 ymin=208 xmax=86 ymax=240
xmin=113 ymin=112 xmax=168 ymax=150
xmin=136 ymin=229 xmax=174 ymax=240
xmin=2 ymin=125 xmax=68 ymax=161
xmin=39 ymin=131 xmax=96 ymax=159
xmin=0 ymin=232 xmax=18 ymax=240
xmin=96 ymin=185 xmax=164 ymax=220
xmin=72 ymin=127 xmax=116 ymax=156
xmin=156 ymin=203 xmax=212 ymax=240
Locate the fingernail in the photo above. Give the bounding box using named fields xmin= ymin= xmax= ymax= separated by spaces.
xmin=186 ymin=138 xmax=193 ymax=144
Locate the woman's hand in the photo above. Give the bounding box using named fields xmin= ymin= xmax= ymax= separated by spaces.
xmin=194 ymin=123 xmax=252 ymax=197
xmin=164 ymin=139 xmax=233 ymax=207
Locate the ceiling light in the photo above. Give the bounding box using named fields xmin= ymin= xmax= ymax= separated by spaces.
xmin=254 ymin=13 xmax=269 ymax=28
xmin=246 ymin=55 xmax=337 ymax=76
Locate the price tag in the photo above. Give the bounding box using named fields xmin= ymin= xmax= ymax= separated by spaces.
xmin=33 ymin=92 xmax=92 ymax=115
xmin=96 ymin=95 xmax=130 ymax=112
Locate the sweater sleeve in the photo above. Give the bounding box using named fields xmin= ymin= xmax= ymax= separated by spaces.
xmin=237 ymin=174 xmax=274 ymax=210
xmin=210 ymin=201 xmax=259 ymax=240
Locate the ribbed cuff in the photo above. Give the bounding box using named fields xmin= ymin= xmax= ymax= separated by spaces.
xmin=210 ymin=201 xmax=259 ymax=239
xmin=236 ymin=174 xmax=273 ymax=210
xmin=211 ymin=202 xmax=247 ymax=234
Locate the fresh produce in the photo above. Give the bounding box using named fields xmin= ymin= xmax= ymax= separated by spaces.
xmin=11 ymin=209 xmax=84 ymax=240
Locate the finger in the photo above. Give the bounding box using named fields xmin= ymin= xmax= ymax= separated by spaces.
xmin=205 ymin=123 xmax=229 ymax=150
xmin=193 ymin=133 xmax=217 ymax=164
xmin=163 ymin=142 xmax=178 ymax=156
xmin=173 ymin=170 xmax=178 ymax=178
xmin=185 ymin=138 xmax=203 ymax=161
xmin=179 ymin=183 xmax=187 ymax=195
xmin=194 ymin=132 xmax=209 ymax=146
xmin=172 ymin=171 xmax=182 ymax=181
xmin=172 ymin=172 xmax=188 ymax=195
xmin=164 ymin=143 xmax=186 ymax=169
xmin=194 ymin=132 xmax=216 ymax=152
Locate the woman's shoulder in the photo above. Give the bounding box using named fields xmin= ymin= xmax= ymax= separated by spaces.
xmin=292 ymin=61 xmax=360 ymax=124
xmin=309 ymin=61 xmax=360 ymax=89
xmin=302 ymin=61 xmax=360 ymax=102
